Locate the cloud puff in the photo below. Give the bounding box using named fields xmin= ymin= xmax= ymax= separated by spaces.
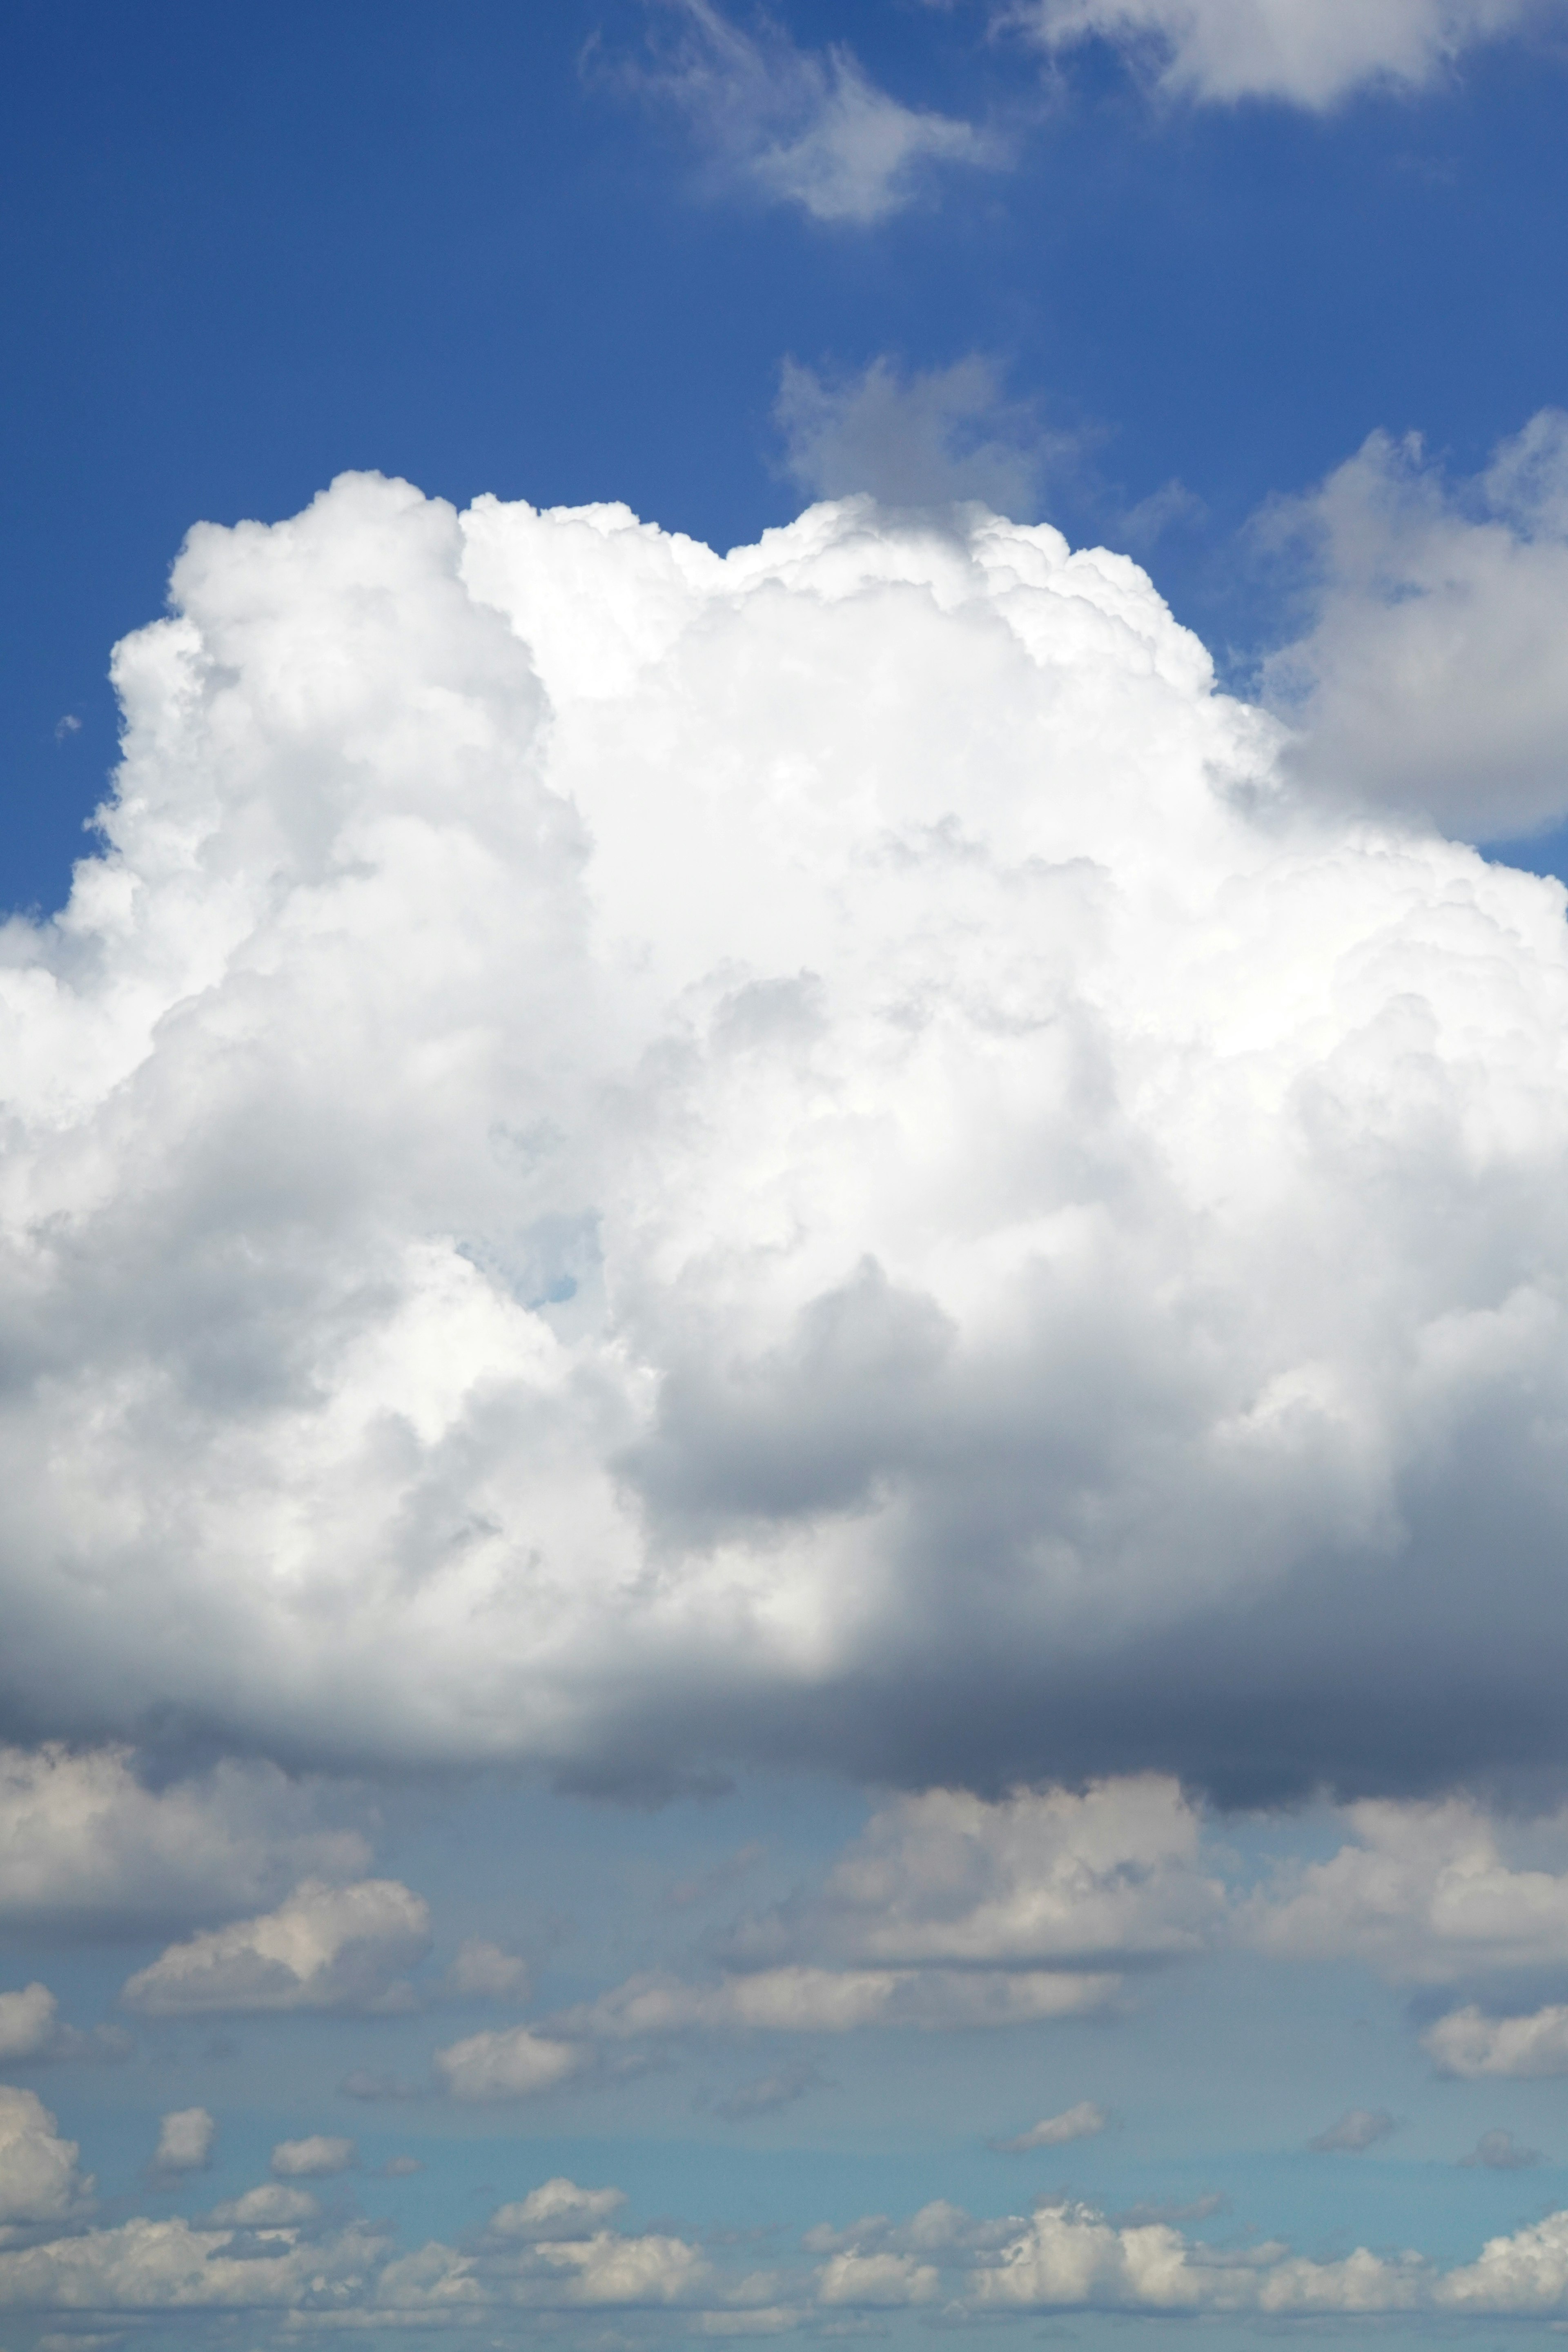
xmin=270 ymin=2135 xmax=356 ymax=2178
xmin=488 ymin=2179 xmax=627 ymax=2240
xmin=152 ymin=2108 xmax=214 ymax=2176
xmin=1014 ymin=0 xmax=1553 ymax=108
xmin=1461 ymin=2128 xmax=1543 ymax=2169
xmin=0 ymin=1746 xmax=372 ymax=1934
xmin=610 ymin=0 xmax=998 ymax=222
xmin=120 ymin=1880 xmax=430 ymax=2016
xmin=16 ymin=470 xmax=1568 ymax=1802
xmin=1260 ymin=410 xmax=1568 ymax=835
xmin=776 ymin=355 xmax=1067 ymax=514
xmin=1249 ymin=1797 xmax=1568 ymax=1981
xmin=731 ymin=1779 xmax=1223 ymax=1968
xmin=1425 ymin=2002 xmax=1568 ymax=2076
xmin=1308 ymin=2108 xmax=1397 ymax=2153
xmin=433 ymin=2027 xmax=585 ymax=2103
xmin=209 ymin=2182 xmax=318 ymax=2226
xmin=0 ymin=1983 xmax=127 ymax=2068
xmin=0 ymin=2087 xmax=94 ymax=2226
xmin=714 ymin=2056 xmax=830 ymax=2121
xmin=992 ymin=2100 xmax=1108 ymax=2152
xmin=444 ymin=1937 xmax=530 ymax=2000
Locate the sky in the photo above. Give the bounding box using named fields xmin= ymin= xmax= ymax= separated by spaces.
xmin=8 ymin=2 xmax=1568 ymax=2346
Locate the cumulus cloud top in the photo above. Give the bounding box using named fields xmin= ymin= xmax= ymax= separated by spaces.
xmin=120 ymin=1880 xmax=430 ymax=2015
xmin=151 ymin=2107 xmax=213 ymax=2176
xmin=11 ymin=472 xmax=1568 ymax=1799
xmin=1016 ymin=0 xmax=1553 ymax=107
xmin=0 ymin=2087 xmax=93 ymax=2225
xmin=270 ymin=2134 xmax=356 ymax=2177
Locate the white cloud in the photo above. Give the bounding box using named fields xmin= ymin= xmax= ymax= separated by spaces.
xmin=270 ymin=2134 xmax=356 ymax=2177
xmin=0 ymin=1744 xmax=372 ymax=1934
xmin=1425 ymin=2002 xmax=1568 ymax=2076
xmin=615 ymin=0 xmax=998 ymax=222
xmin=1013 ymin=0 xmax=1556 ymax=107
xmin=151 ymin=2107 xmax=214 ymax=2176
xmin=993 ymin=2100 xmax=1108 ymax=2152
xmin=1461 ymin=2128 xmax=1543 ymax=2169
xmin=488 ymin=2179 xmax=627 ymax=2239
xmin=1260 ymin=410 xmax=1568 ymax=835
xmin=553 ymin=1963 xmax=1116 ymax=2038
xmin=1308 ymin=2108 xmax=1396 ymax=2153
xmin=209 ymin=2182 xmax=318 ymax=2226
xmin=776 ymin=355 xmax=1066 ymax=513
xmin=120 ymin=1879 xmax=429 ymax=2016
xmin=433 ymin=2026 xmax=585 ymax=2103
xmin=735 ymin=1779 xmax=1223 ymax=1968
xmin=1250 ymin=1796 xmax=1568 ymax=1981
xmin=0 ymin=1983 xmax=125 ymax=2068
xmin=445 ymin=1936 xmax=530 ymax=2000
xmin=16 ymin=470 xmax=1568 ymax=1802
xmin=0 ymin=2087 xmax=94 ymax=2226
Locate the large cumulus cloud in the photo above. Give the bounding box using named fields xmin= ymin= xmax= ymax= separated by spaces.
xmin=5 ymin=471 xmax=1568 ymax=1797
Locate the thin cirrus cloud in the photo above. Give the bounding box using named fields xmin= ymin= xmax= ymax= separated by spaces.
xmin=17 ymin=468 xmax=1568 ymax=1803
xmin=119 ymin=1880 xmax=431 ymax=2017
xmin=604 ymin=0 xmax=1002 ymax=223
xmin=1011 ymin=0 xmax=1561 ymax=108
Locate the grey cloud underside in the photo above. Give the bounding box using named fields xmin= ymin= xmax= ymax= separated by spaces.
xmin=7 ymin=474 xmax=1568 ymax=1801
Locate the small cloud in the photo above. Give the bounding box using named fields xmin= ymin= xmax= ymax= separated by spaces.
xmin=209 ymin=2182 xmax=318 ymax=2227
xmin=152 ymin=2106 xmax=215 ymax=2176
xmin=1117 ymin=477 xmax=1207 ymax=551
xmin=1308 ymin=2107 xmax=1396 ymax=2153
xmin=1460 ymin=2128 xmax=1544 ymax=2171
xmin=991 ymin=2100 xmax=1109 ymax=2154
xmin=444 ymin=1937 xmax=530 ymax=2001
xmin=0 ymin=1981 xmax=129 ymax=2066
xmin=120 ymin=1878 xmax=430 ymax=2017
xmin=488 ymin=2178 xmax=626 ymax=2240
xmin=604 ymin=0 xmax=1002 ymax=225
xmin=379 ymin=2154 xmax=423 ymax=2176
xmin=271 ymin=2134 xmax=357 ymax=2177
xmin=776 ymin=353 xmax=1069 ymax=516
xmin=432 ymin=2025 xmax=584 ymax=2104
xmin=53 ymin=714 xmax=82 ymax=741
xmin=715 ymin=2056 xmax=832 ymax=2122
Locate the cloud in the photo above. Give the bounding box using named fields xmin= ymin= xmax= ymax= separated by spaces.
xmin=270 ymin=2134 xmax=356 ymax=2177
xmin=0 ymin=1983 xmax=127 ymax=2068
xmin=1308 ymin=2108 xmax=1397 ymax=2153
xmin=609 ymin=0 xmax=999 ymax=223
xmin=444 ymin=1936 xmax=530 ymax=2000
xmin=19 ymin=469 xmax=1568 ymax=1803
xmin=209 ymin=2182 xmax=318 ymax=2226
xmin=1259 ymin=410 xmax=1568 ymax=836
xmin=0 ymin=1744 xmax=372 ymax=1935
xmin=732 ymin=1779 xmax=1223 ymax=1969
xmin=1249 ymin=1797 xmax=1568 ymax=1981
xmin=992 ymin=2100 xmax=1108 ymax=2152
xmin=488 ymin=2179 xmax=628 ymax=2240
xmin=776 ymin=356 xmax=1067 ymax=514
xmin=151 ymin=2108 xmax=214 ymax=2176
xmin=554 ymin=1964 xmax=1115 ymax=2038
xmin=1425 ymin=2002 xmax=1568 ymax=2076
xmin=1012 ymin=0 xmax=1556 ymax=108
xmin=0 ymin=2087 xmax=94 ymax=2226
xmin=120 ymin=1880 xmax=430 ymax=2016
xmin=433 ymin=2026 xmax=585 ymax=2103
xmin=1461 ymin=2128 xmax=1543 ymax=2169
xmin=714 ymin=2056 xmax=830 ymax=2120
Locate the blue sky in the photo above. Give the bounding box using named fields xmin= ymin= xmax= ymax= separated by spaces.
xmin=8 ymin=4 xmax=1568 ymax=2347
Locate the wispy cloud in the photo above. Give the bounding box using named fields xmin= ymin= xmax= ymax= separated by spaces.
xmin=1009 ymin=0 xmax=1559 ymax=109
xmin=603 ymin=0 xmax=1004 ymax=222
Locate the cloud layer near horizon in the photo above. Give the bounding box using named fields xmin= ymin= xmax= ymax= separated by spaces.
xmin=7 ymin=474 xmax=1568 ymax=1798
